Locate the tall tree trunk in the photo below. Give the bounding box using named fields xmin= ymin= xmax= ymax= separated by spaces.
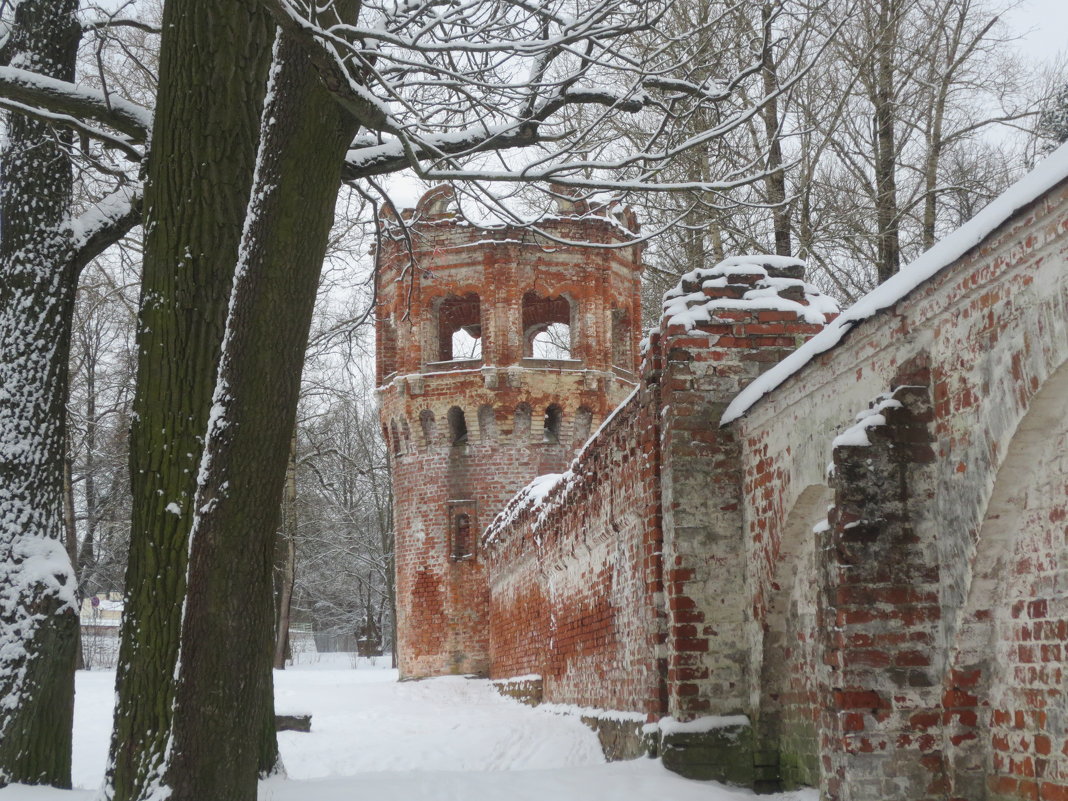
xmin=104 ymin=0 xmax=274 ymax=797
xmin=921 ymin=94 xmax=946 ymax=252
xmin=760 ymin=1 xmax=791 ymax=257
xmin=274 ymin=433 xmax=298 ymax=670
xmin=921 ymin=7 xmax=993 ymax=251
xmin=873 ymin=0 xmax=901 ymax=283
xmin=0 ymin=0 xmax=81 ymax=787
xmin=106 ymin=0 xmax=362 ymax=793
xmin=164 ymin=30 xmax=359 ymax=799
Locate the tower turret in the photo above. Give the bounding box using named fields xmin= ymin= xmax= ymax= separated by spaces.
xmin=376 ymin=186 xmax=644 ymax=678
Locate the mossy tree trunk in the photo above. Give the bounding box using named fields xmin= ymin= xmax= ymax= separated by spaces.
xmin=105 ymin=1 xmax=358 ymax=795
xmin=104 ymin=0 xmax=274 ymax=798
xmin=0 ymin=0 xmax=82 ymax=787
xmin=164 ymin=36 xmax=357 ymax=795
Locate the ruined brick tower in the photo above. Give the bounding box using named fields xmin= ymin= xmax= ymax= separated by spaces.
xmin=376 ymin=186 xmax=643 ymax=678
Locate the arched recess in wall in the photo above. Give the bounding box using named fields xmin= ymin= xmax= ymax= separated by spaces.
xmin=452 ymin=513 xmax=474 ymax=560
xmin=758 ymin=483 xmax=831 ymax=791
xmin=434 ymin=293 xmax=482 ymax=362
xmin=419 ymin=409 xmax=437 ymax=448
xmin=380 ymin=316 xmax=398 ymax=377
xmin=513 ymin=403 xmax=532 ymax=441
xmin=944 ymin=359 xmax=1068 ymax=799
xmin=522 ymin=291 xmax=574 ymax=360
xmin=542 ymin=404 xmax=563 ymax=443
xmin=447 ymin=406 xmax=468 ymax=446
xmin=611 ymin=308 xmax=631 ymax=369
xmin=573 ymin=406 xmax=593 ymax=447
xmin=477 ymin=404 xmax=497 ymax=442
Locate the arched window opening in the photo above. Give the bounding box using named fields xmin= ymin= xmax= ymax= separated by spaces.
xmin=522 ymin=291 xmax=574 ymax=360
xmin=513 ymin=403 xmax=532 ymax=440
xmin=452 ymin=513 xmax=474 ymax=560
xmin=531 ymin=323 xmax=572 ymax=360
xmin=543 ymin=404 xmax=563 ymax=443
xmin=573 ymin=406 xmax=593 ymax=446
xmin=436 ymin=294 xmax=481 ymax=362
xmin=419 ymin=409 xmax=437 ymax=447
xmin=452 ymin=328 xmax=482 ymax=360
xmin=447 ymin=406 xmax=468 ymax=446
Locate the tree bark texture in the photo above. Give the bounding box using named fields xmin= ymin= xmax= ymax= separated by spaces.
xmin=760 ymin=1 xmax=791 ymax=258
xmin=874 ymin=0 xmax=901 ymax=283
xmin=0 ymin=0 xmax=82 ymax=787
xmin=163 ymin=31 xmax=359 ymax=800
xmin=104 ymin=0 xmax=274 ymax=798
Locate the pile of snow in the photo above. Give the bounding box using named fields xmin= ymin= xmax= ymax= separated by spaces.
xmin=653 ymin=715 xmax=751 ymax=736
xmin=539 ymin=702 xmax=646 ymax=724
xmin=2 ymin=659 xmax=820 ymax=801
xmin=722 ymin=142 xmax=1068 ymax=425
xmin=830 ymin=395 xmax=903 ymax=449
xmin=661 ymin=256 xmax=839 ymax=331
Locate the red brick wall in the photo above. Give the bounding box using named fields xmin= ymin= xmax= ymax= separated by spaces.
xmin=943 ymin=360 xmax=1068 ymax=801
xmin=483 ymin=385 xmax=666 ymax=716
xmin=653 ymin=266 xmax=831 ymax=726
xmin=816 ymin=385 xmax=947 ymax=800
xmin=737 ymin=177 xmax=1068 ymax=798
xmin=388 ymin=372 xmax=615 ymax=676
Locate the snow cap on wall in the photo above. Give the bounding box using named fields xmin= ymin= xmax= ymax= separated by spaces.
xmin=721 ymin=141 xmax=1068 ymax=425
xmin=660 ymin=255 xmax=840 ymax=331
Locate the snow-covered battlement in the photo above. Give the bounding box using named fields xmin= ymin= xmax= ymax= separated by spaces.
xmin=660 ymin=255 xmax=839 ymax=332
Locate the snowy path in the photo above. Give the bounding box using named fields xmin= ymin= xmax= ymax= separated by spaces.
xmin=1 ymin=654 xmax=818 ymax=801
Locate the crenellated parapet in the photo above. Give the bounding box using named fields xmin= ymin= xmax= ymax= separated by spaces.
xmin=375 ymin=185 xmax=643 ymax=385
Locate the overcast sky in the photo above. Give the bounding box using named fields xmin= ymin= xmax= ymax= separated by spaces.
xmin=1004 ymin=0 xmax=1068 ymax=67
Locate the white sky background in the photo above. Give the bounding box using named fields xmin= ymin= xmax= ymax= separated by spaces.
xmin=1003 ymin=0 xmax=1068 ymax=66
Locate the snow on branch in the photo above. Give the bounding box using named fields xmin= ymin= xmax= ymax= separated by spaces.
xmin=0 ymin=66 xmax=151 ymax=154
xmin=269 ymin=0 xmax=838 ymax=197
xmin=66 ymin=185 xmax=143 ymax=273
xmin=80 ymin=16 xmax=160 ymax=34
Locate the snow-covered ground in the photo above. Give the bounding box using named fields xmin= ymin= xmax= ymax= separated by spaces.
xmin=1 ymin=653 xmax=818 ymax=801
